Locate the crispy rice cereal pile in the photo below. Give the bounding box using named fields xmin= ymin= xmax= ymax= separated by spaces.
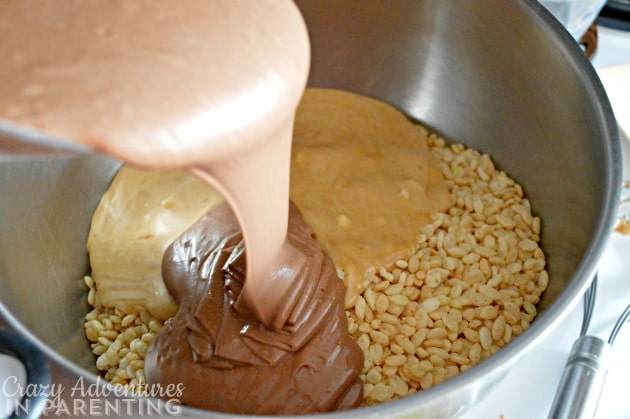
xmin=346 ymin=134 xmax=547 ymax=404
xmin=83 ymin=276 xmax=162 ymax=386
xmin=83 ymin=131 xmax=548 ymax=404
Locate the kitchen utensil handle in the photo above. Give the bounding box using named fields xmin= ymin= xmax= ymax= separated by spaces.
xmin=548 ymin=335 xmax=611 ymax=419
xmin=0 ymin=331 xmax=50 ymax=418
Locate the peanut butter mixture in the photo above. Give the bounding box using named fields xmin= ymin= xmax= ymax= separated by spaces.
xmin=291 ymin=89 xmax=450 ymax=307
xmin=87 ymin=168 xmax=223 ymax=320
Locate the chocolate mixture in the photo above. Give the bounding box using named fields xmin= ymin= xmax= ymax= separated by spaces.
xmin=145 ymin=202 xmax=363 ymax=414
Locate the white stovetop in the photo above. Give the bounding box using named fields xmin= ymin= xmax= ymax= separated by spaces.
xmin=462 ymin=25 xmax=630 ymax=419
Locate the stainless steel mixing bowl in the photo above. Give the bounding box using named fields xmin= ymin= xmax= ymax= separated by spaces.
xmin=0 ymin=0 xmax=621 ymax=417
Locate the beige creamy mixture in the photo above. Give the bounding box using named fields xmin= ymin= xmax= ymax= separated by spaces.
xmin=291 ymin=90 xmax=451 ymax=308
xmin=87 ymin=168 xmax=223 ymax=320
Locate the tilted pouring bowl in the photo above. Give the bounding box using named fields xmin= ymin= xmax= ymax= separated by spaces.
xmin=0 ymin=0 xmax=621 ymax=417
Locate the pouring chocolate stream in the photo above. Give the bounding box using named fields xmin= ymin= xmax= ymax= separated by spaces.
xmin=0 ymin=0 xmax=309 ymax=327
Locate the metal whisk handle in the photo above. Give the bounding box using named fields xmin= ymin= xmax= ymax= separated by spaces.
xmin=548 ymin=335 xmax=612 ymax=419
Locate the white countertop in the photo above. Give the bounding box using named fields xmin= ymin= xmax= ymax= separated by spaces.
xmin=461 ymin=25 xmax=630 ymax=419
